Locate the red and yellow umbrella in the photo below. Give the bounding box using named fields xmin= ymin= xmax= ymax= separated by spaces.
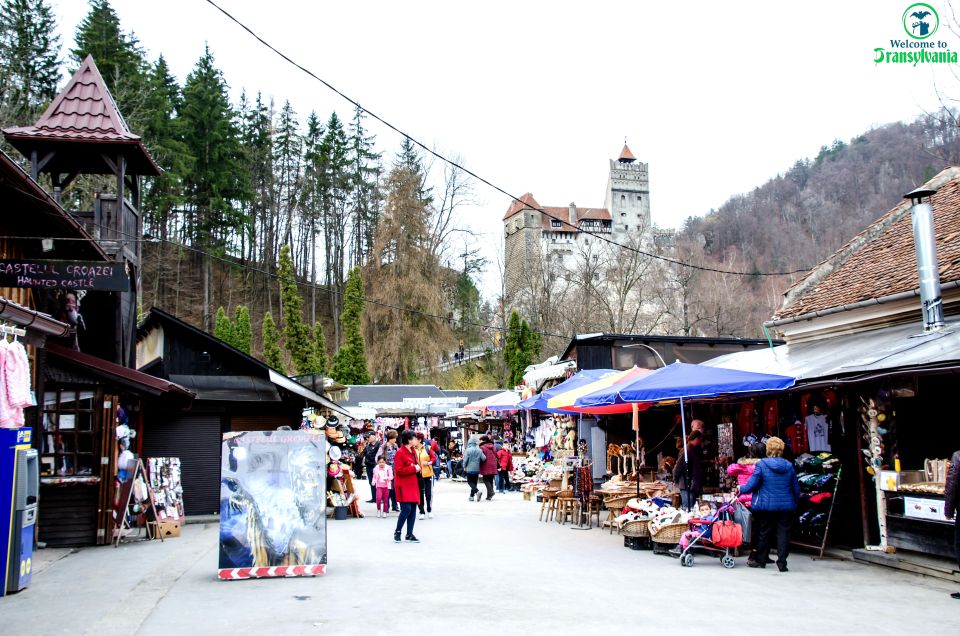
xmin=546 ymin=366 xmax=653 ymax=414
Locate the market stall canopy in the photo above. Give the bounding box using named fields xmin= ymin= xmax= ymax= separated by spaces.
xmin=546 ymin=366 xmax=650 ymax=411
xmin=522 ymin=358 xmax=577 ymax=390
xmin=519 ymin=368 xmax=615 ymax=413
xmin=574 ymin=362 xmax=796 ymax=407
xmin=701 ymin=318 xmax=960 ymax=386
xmin=464 ymin=390 xmax=520 ymax=411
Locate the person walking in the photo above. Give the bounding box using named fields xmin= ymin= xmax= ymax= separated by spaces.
xmin=497 ymin=442 xmax=513 ymax=494
xmin=739 ymin=436 xmax=800 ymax=572
xmin=415 ymin=433 xmax=436 ymax=519
xmin=372 ymin=456 xmax=393 ymax=518
xmin=727 ymin=441 xmax=768 ymax=563
xmin=945 ymin=447 xmax=960 ymax=599
xmin=393 ymin=430 xmax=421 ymax=543
xmin=363 ymin=432 xmax=381 ymax=503
xmin=673 ymin=431 xmax=704 ymax=510
xmin=479 ymin=435 xmax=498 ymax=501
xmin=376 ymin=430 xmax=400 ymax=512
xmin=462 ymin=436 xmax=484 ymax=501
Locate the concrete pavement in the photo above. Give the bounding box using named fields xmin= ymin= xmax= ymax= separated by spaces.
xmin=0 ymin=478 xmax=956 ymax=635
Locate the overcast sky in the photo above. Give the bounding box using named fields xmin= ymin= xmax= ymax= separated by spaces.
xmin=52 ymin=0 xmax=957 ymax=296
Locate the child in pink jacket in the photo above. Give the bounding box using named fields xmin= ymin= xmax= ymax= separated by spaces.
xmin=727 ymin=442 xmax=766 ymax=506
xmin=372 ymin=457 xmax=394 ymax=517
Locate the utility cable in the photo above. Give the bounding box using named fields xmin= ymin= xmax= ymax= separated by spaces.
xmin=201 ymin=0 xmax=810 ymax=278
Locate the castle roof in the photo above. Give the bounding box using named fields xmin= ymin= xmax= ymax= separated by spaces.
xmin=502 ymin=193 xmax=611 ymax=231
xmin=618 ymin=143 xmax=636 ymax=163
xmin=3 ymin=55 xmax=161 ymax=176
xmin=502 ymin=193 xmax=541 ymax=221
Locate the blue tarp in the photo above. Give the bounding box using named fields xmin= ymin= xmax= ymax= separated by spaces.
xmin=574 ymin=361 xmax=796 ymax=407
xmin=519 ymin=368 xmax=617 ymax=413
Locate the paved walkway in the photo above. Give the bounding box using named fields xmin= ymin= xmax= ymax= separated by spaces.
xmin=1 ymin=479 xmax=956 ymax=635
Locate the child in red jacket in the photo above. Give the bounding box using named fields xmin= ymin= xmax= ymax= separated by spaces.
xmin=496 ymin=444 xmax=513 ymax=494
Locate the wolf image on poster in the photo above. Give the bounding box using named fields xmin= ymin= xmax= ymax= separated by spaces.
xmin=218 ymin=431 xmax=327 ymax=579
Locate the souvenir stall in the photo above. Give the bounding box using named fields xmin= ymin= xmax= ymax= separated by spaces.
xmin=314 ymin=415 xmax=361 ymax=520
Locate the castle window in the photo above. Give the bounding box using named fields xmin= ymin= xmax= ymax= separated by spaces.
xmin=592 ymin=254 xmax=598 ymax=262
xmin=638 ymin=195 xmax=642 ymax=201
xmin=620 ymin=194 xmax=625 ymax=204
xmin=625 ymin=225 xmax=629 ymax=231
xmin=551 ymin=219 xmax=561 ymax=228
xmin=621 ymin=212 xmax=626 ymax=217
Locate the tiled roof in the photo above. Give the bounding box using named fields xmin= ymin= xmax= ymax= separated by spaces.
xmin=540 ymin=206 xmax=611 ymax=232
xmin=619 ymin=143 xmax=636 ymax=162
xmin=503 ymin=193 xmax=541 ymax=221
xmin=6 ymin=56 xmax=137 ymax=142
xmin=3 ymin=56 xmax=160 ymax=175
xmin=774 ymin=166 xmax=960 ymax=320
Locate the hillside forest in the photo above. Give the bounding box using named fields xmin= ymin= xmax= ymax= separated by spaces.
xmin=2 ymin=1 xmax=959 ymax=388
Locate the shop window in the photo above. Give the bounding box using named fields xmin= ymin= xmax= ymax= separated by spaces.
xmin=41 ymin=389 xmax=98 ymax=477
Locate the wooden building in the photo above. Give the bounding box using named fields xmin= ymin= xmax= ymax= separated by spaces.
xmin=137 ymin=307 xmax=350 ymax=515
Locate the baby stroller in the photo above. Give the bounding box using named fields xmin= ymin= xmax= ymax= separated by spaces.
xmin=676 ymin=500 xmax=743 ymax=569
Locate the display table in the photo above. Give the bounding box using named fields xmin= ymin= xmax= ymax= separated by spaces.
xmin=885 ymin=492 xmax=955 ymax=559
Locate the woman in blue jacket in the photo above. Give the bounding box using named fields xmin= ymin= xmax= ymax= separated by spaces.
xmin=739 ymin=436 xmax=800 ymax=572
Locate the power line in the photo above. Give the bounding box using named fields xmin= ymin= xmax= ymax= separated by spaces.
xmin=201 ymin=0 xmax=810 ymax=278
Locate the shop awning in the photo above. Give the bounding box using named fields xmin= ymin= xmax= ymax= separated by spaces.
xmin=574 ymin=362 xmax=796 ymax=407
xmin=46 ymin=343 xmax=194 ymax=401
xmin=0 ymin=296 xmax=71 ymax=337
xmin=702 ymin=318 xmax=960 ymax=385
xmin=169 ymin=374 xmax=281 ymax=402
xmin=464 ymin=390 xmax=520 ymax=411
xmin=522 ymin=359 xmax=576 ymax=389
xmin=268 ymin=369 xmax=352 ymax=418
xmin=346 ymin=406 xmax=377 ymax=420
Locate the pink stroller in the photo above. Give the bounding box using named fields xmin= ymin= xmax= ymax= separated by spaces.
xmin=677 ymin=500 xmax=743 ymax=569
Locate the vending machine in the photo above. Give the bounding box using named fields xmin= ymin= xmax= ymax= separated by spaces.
xmin=1 ymin=427 xmax=38 ymax=596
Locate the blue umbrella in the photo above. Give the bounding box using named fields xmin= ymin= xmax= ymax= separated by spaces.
xmin=574 ymin=362 xmax=796 ymax=467
xmin=519 ymin=369 xmax=618 ymax=413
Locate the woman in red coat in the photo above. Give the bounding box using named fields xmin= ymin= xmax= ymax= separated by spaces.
xmin=479 ymin=435 xmax=499 ymax=501
xmin=393 ymin=430 xmax=422 ymax=543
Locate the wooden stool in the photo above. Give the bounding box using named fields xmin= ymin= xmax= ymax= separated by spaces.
xmin=539 ymin=489 xmax=558 ymax=522
xmin=582 ymin=495 xmax=603 ymax=528
xmin=556 ymin=497 xmax=577 ymax=524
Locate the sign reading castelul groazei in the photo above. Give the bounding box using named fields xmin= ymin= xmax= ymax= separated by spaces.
xmin=875 ymin=3 xmax=958 ymax=65
xmin=0 ymin=260 xmax=130 ymax=291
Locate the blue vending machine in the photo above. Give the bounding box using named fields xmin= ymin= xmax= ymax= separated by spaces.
xmin=1 ymin=427 xmax=37 ymax=597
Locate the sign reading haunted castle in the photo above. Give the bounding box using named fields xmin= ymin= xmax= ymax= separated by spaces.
xmin=0 ymin=260 xmax=130 ymax=291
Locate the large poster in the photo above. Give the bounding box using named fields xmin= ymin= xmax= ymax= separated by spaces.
xmin=218 ymin=431 xmax=327 ymax=580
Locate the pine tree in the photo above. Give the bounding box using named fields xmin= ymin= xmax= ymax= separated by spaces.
xmin=278 ymin=244 xmax=311 ymax=374
xmin=504 ymin=310 xmax=522 ymax=385
xmin=233 ymin=305 xmax=252 ymax=355
xmin=261 ymin=311 xmax=285 ymax=371
xmin=320 ymin=111 xmax=351 ymax=347
xmin=0 ymin=0 xmax=61 ymax=127
xmin=301 ymin=110 xmax=325 ymax=326
xmin=273 ymin=99 xmax=301 ymax=255
xmin=180 ymin=45 xmax=250 ymax=329
xmin=332 ymin=267 xmax=370 ymax=384
xmin=214 ymin=306 xmax=235 ymax=345
xmin=71 ymin=0 xmax=148 ymax=128
xmin=348 ymin=104 xmax=381 ymax=267
xmin=304 ymin=323 xmax=327 ymax=376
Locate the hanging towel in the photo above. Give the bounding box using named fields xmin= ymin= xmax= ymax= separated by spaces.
xmin=0 ymin=340 xmax=11 ymax=428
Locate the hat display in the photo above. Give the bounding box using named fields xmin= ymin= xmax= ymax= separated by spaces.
xmin=328 ymin=446 xmax=342 ymax=462
xmin=327 ymin=462 xmax=342 ymax=478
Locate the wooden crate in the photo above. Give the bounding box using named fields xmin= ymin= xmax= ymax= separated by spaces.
xmin=158 ymin=520 xmax=181 ymax=538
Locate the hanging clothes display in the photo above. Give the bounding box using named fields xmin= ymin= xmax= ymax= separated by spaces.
xmin=0 ymin=338 xmax=31 ymax=428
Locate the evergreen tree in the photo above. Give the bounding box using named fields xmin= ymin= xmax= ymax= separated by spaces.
xmin=300 ymin=110 xmax=325 ymax=325
xmin=213 ymin=306 xmax=235 ymax=345
xmin=348 ymin=104 xmax=381 ymax=267
xmin=273 ymin=99 xmax=301 ymax=251
xmin=0 ymin=0 xmax=61 ymax=127
xmin=452 ymin=271 xmax=482 ymax=345
xmin=320 ymin=111 xmax=351 ymax=347
xmin=504 ymin=310 xmax=522 ymax=385
xmin=233 ymin=305 xmax=252 ymax=355
xmin=180 ymin=45 xmax=249 ymax=329
xmin=331 ymin=267 xmax=370 ymax=384
xmin=71 ymin=0 xmax=148 ymax=128
xmin=304 ymin=323 xmax=327 ymax=376
xmin=278 ymin=244 xmax=311 ymax=374
xmin=261 ymin=311 xmax=285 ymax=372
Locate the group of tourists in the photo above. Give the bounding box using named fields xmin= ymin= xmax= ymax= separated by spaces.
xmin=460 ymin=434 xmax=513 ymax=501
xmin=360 ymin=429 xmax=441 ymax=543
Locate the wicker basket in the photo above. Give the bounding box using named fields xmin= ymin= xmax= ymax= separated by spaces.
xmin=620 ymin=519 xmax=650 ymax=538
xmin=604 ymin=495 xmax=633 ymax=512
xmin=650 ymin=521 xmax=687 ymax=545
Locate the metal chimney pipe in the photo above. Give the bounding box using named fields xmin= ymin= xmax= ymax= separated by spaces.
xmin=904 ymin=186 xmax=945 ymax=332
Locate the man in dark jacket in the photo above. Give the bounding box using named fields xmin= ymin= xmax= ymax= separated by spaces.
xmin=740 ymin=436 xmax=800 ymax=572
xmin=362 ymin=432 xmax=380 ymax=502
xmin=945 ymin=449 xmax=960 ymax=599
xmin=673 ymin=431 xmax=704 ymax=511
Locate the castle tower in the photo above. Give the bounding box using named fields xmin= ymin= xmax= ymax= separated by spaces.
xmin=502 ymin=193 xmax=542 ymax=302
xmin=604 ymin=142 xmax=650 ymax=240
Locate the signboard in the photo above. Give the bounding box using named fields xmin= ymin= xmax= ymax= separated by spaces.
xmin=0 ymin=260 xmax=130 ymax=291
xmin=218 ymin=431 xmax=327 ymax=580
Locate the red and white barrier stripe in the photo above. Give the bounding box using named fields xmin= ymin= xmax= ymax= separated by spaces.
xmin=218 ymin=564 xmax=326 ymax=580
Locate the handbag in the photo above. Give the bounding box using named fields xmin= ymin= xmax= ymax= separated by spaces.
xmin=712 ymin=519 xmax=743 ymax=548
xmin=732 ymin=500 xmax=752 ymax=544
